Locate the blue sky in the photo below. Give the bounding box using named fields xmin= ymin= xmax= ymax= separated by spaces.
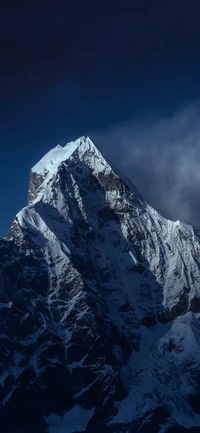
xmin=1 ymin=1 xmax=200 ymax=237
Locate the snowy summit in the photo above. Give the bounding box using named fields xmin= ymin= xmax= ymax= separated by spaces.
xmin=1 ymin=136 xmax=200 ymax=432
xmin=32 ymin=136 xmax=90 ymax=176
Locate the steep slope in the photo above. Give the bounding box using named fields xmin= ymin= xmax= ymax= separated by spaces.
xmin=1 ymin=136 xmax=200 ymax=432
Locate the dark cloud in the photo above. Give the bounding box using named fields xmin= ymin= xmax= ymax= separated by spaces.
xmin=93 ymin=103 xmax=200 ymax=228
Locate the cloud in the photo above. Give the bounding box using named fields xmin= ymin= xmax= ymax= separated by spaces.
xmin=92 ymin=102 xmax=200 ymax=228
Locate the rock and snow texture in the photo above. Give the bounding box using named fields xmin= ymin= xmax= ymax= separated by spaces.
xmin=1 ymin=136 xmax=200 ymax=432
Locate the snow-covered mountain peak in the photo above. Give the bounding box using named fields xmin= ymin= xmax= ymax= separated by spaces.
xmin=3 ymin=135 xmax=200 ymax=432
xmin=28 ymin=136 xmax=106 ymax=205
xmin=31 ymin=135 xmax=93 ymax=176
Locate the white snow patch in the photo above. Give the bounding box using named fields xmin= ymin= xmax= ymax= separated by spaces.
xmin=32 ymin=138 xmax=83 ymax=176
xmin=13 ymin=351 xmax=24 ymax=366
xmin=45 ymin=405 xmax=95 ymax=433
xmin=111 ymin=313 xmax=200 ymax=429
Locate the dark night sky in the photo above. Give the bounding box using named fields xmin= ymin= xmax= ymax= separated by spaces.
xmin=1 ymin=1 xmax=200 ymax=237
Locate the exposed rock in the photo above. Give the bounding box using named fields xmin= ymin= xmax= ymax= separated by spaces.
xmin=1 ymin=137 xmax=200 ymax=432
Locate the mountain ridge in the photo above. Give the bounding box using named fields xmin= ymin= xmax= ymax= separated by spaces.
xmin=1 ymin=136 xmax=200 ymax=432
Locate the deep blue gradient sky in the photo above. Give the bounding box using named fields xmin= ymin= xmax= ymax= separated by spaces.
xmin=1 ymin=1 xmax=200 ymax=237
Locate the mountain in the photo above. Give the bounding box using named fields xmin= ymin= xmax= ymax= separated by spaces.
xmin=1 ymin=135 xmax=200 ymax=432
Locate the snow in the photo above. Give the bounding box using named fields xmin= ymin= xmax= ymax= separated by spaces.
xmin=4 ymin=135 xmax=200 ymax=432
xmin=29 ymin=352 xmax=40 ymax=377
xmin=31 ymin=138 xmax=84 ymax=176
xmin=45 ymin=405 xmax=95 ymax=433
xmin=31 ymin=135 xmax=101 ymax=179
xmin=0 ymin=372 xmax=9 ymax=386
xmin=13 ymin=351 xmax=24 ymax=366
xmin=158 ymin=311 xmax=200 ymax=362
xmin=111 ymin=313 xmax=200 ymax=430
xmin=174 ymin=219 xmax=194 ymax=234
xmin=0 ymin=301 xmax=12 ymax=309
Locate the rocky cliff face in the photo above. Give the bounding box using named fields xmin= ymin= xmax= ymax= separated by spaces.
xmin=1 ymin=136 xmax=200 ymax=432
